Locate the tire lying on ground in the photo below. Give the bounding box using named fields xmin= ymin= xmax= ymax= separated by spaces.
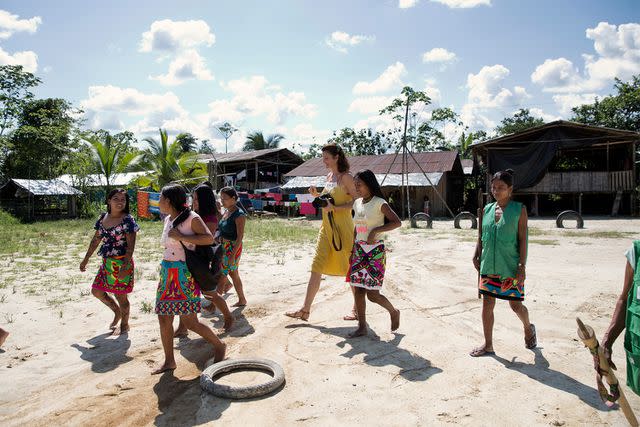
xmin=556 ymin=210 xmax=584 ymax=229
xmin=411 ymin=213 xmax=433 ymax=229
xmin=200 ymin=358 xmax=285 ymax=399
xmin=454 ymin=211 xmax=478 ymax=229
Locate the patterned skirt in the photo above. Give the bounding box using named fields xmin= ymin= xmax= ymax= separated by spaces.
xmin=155 ymin=260 xmax=201 ymax=315
xmin=479 ymin=274 xmax=524 ymax=301
xmin=221 ymin=239 xmax=242 ymax=275
xmin=92 ymin=256 xmax=134 ymax=294
xmin=347 ymin=241 xmax=386 ymax=290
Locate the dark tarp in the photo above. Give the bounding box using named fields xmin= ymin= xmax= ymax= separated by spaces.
xmin=487 ymin=127 xmax=630 ymax=190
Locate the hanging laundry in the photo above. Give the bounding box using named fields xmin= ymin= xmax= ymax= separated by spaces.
xmin=299 ymin=203 xmax=316 ymax=215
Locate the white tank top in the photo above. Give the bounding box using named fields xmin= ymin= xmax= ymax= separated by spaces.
xmin=352 ymin=196 xmax=386 ymax=242
xmin=161 ymin=211 xmax=198 ymax=261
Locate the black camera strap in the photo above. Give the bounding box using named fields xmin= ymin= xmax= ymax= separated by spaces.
xmin=327 ymin=211 xmax=342 ymax=251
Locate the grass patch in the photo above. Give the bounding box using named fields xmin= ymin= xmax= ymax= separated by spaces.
xmin=530 ymin=239 xmax=559 ymax=246
xmin=141 ymin=301 xmax=153 ymax=314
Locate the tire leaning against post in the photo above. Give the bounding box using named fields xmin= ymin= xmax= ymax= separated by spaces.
xmin=556 ymin=210 xmax=584 ymax=229
xmin=411 ymin=212 xmax=432 ymax=229
xmin=200 ymin=358 xmax=286 ymax=399
xmin=454 ymin=211 xmax=478 ymax=229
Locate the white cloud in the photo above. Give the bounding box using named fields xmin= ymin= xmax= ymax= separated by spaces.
xmin=532 ymin=22 xmax=640 ymax=94
xmin=422 ymin=48 xmax=457 ymax=64
xmin=325 ymin=31 xmax=374 ymax=53
xmin=0 ymin=10 xmax=41 ymax=40
xmin=201 ymin=76 xmax=317 ymax=127
xmin=462 ymin=64 xmax=530 ymax=130
xmin=552 ymin=93 xmax=599 ymax=116
xmin=353 ymin=62 xmax=407 ymax=95
xmin=348 ymin=96 xmax=396 ymax=114
xmin=528 ymin=107 xmax=561 ymax=122
xmin=399 ymin=0 xmax=419 ymax=9
xmin=139 ymin=19 xmax=215 ymax=53
xmin=430 ymin=0 xmax=491 ymax=8
xmin=0 ymin=46 xmax=37 ymax=72
xmin=274 ymin=123 xmax=332 ymax=152
xmin=150 ymin=49 xmax=213 ymax=86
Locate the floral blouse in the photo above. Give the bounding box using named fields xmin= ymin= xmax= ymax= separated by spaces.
xmin=94 ymin=213 xmax=140 ymax=258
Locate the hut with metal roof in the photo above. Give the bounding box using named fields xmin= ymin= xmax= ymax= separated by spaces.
xmin=283 ymin=151 xmax=465 ymax=217
xmin=0 ymin=178 xmax=83 ymax=220
xmin=199 ymin=148 xmax=304 ymax=191
xmin=471 ymin=120 xmax=640 ymax=216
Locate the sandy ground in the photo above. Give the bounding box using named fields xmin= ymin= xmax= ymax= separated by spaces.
xmin=1 ymin=217 xmax=640 ymax=426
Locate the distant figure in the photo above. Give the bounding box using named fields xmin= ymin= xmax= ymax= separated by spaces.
xmin=423 ymin=195 xmax=431 ymax=216
xmin=80 ymin=188 xmax=138 ymax=335
xmin=470 ymin=169 xmax=536 ymax=357
xmin=347 ymin=169 xmax=402 ymax=337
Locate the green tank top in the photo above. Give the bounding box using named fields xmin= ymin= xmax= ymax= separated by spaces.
xmin=625 ymin=241 xmax=640 ymax=395
xmin=479 ymin=201 xmax=526 ymax=279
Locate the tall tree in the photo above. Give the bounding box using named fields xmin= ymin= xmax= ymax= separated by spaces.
xmin=83 ymin=133 xmax=140 ymax=191
xmin=571 ymin=75 xmax=640 ymax=132
xmin=198 ymin=139 xmax=215 ymax=154
xmin=457 ymin=130 xmax=487 ymax=159
xmin=176 ymin=132 xmax=198 ymax=153
xmin=243 ymin=131 xmax=284 ymax=151
xmin=495 ymin=108 xmax=545 ymax=136
xmin=141 ymin=129 xmax=206 ymax=189
xmin=4 ymin=98 xmax=79 ymax=179
xmin=0 ymin=65 xmax=42 ymax=138
xmin=379 ymin=86 xmax=431 ymax=151
xmin=417 ymin=107 xmax=463 ymax=151
xmin=327 ymin=127 xmax=393 ymax=155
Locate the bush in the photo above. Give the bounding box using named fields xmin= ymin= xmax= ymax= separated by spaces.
xmin=0 ymin=209 xmax=20 ymax=226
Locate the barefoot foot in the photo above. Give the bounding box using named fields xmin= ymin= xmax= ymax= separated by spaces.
xmin=151 ymin=362 xmax=176 ymax=375
xmin=112 ymin=323 xmax=130 ymax=336
xmin=391 ymin=309 xmax=400 ymax=331
xmin=348 ymin=327 xmax=368 ymax=338
xmin=173 ymin=328 xmax=188 ymax=338
xmin=232 ymin=301 xmax=247 ymax=307
xmin=109 ymin=311 xmax=122 ymax=330
xmin=223 ymin=316 xmax=234 ymax=331
xmin=0 ymin=329 xmax=8 ymax=347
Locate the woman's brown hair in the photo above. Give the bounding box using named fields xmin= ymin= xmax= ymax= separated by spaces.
xmin=321 ymin=143 xmax=349 ymax=173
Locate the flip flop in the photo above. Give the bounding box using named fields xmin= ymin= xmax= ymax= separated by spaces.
xmin=525 ymin=324 xmax=537 ymax=349
xmin=469 ymin=347 xmax=495 ymax=357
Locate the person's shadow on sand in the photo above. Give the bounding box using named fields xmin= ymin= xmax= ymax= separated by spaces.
xmin=153 ymin=370 xmax=231 ymax=426
xmin=202 ymin=306 xmax=256 ymax=338
xmin=491 ymin=348 xmax=609 ymax=411
xmin=288 ymin=324 xmax=442 ymax=383
xmin=71 ymin=332 xmax=132 ymax=373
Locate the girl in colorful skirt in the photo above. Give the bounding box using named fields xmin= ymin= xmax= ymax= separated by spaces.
xmin=153 ymin=184 xmax=226 ymax=374
xmin=216 ymin=187 xmax=247 ymax=307
xmin=80 ymin=188 xmax=138 ymax=335
xmin=347 ymin=170 xmax=401 ymax=337
xmin=470 ymin=169 xmax=536 ymax=357
xmin=174 ymin=184 xmax=233 ymax=337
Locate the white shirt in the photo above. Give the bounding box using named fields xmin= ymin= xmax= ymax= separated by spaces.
xmin=352 ymin=196 xmax=386 ymax=242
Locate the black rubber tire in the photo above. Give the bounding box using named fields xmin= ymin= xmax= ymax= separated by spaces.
xmin=200 ymin=358 xmax=285 ymax=399
xmin=411 ymin=213 xmax=432 ymax=229
xmin=556 ymin=210 xmax=584 ymax=229
xmin=454 ymin=211 xmax=478 ymax=229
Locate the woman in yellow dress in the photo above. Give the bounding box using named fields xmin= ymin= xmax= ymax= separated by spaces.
xmin=286 ymin=144 xmax=357 ymax=321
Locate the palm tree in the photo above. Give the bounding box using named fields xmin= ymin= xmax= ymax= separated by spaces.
xmin=242 ymin=131 xmax=284 ymax=151
xmin=140 ymin=129 xmax=207 ymax=189
xmin=84 ymin=133 xmax=140 ymax=192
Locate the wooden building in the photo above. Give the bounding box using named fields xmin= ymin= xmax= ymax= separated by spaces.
xmin=471 ymin=120 xmax=640 ymax=215
xmin=282 ymin=151 xmax=465 ymax=218
xmin=0 ymin=178 xmax=83 ymax=220
xmin=200 ymin=148 xmax=304 ymax=191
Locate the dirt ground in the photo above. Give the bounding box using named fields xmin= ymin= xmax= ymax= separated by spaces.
xmin=1 ymin=217 xmax=639 ymax=426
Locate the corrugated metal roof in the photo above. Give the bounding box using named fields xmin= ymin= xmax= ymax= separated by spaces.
xmin=199 ymin=148 xmax=302 ymax=164
xmin=282 ymin=173 xmax=443 ymax=189
xmin=285 ymin=151 xmax=458 ymax=177
xmin=8 ymin=179 xmax=83 ymax=196
xmin=58 ymin=171 xmax=152 ymax=187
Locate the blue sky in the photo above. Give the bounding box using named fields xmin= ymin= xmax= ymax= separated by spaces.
xmin=1 ymin=0 xmax=639 ymax=152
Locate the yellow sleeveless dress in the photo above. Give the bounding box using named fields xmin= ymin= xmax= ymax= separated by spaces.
xmin=311 ymin=183 xmax=355 ymax=276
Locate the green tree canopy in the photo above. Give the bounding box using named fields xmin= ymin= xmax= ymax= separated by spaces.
xmin=495 ymin=108 xmax=545 ymax=136
xmin=0 ymin=65 xmax=41 ymax=138
xmin=83 ymin=133 xmax=141 ymax=191
xmin=243 ymin=131 xmax=284 ymax=151
xmin=176 ymin=132 xmax=198 ymax=153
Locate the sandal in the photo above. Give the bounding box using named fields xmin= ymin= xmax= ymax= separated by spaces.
xmin=469 ymin=346 xmax=495 ymax=357
xmin=525 ymin=324 xmax=537 ymax=349
xmin=285 ymin=309 xmax=310 ymax=321
xmin=343 ymin=310 xmax=358 ymax=321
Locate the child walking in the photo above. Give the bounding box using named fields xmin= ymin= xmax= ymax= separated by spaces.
xmin=347 ymin=170 xmax=401 ymax=337
xmin=80 ymin=189 xmax=139 ymax=335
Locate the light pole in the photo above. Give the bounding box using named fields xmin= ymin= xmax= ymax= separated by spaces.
xmin=215 ymin=121 xmax=237 ymax=154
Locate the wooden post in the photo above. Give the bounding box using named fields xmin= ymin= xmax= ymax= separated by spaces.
xmin=255 ymin=161 xmax=258 ymax=189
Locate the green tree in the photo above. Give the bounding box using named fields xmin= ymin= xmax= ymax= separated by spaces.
xmin=83 ymin=133 xmax=141 ymax=192
xmin=457 ymin=130 xmax=487 ymax=159
xmin=0 ymin=65 xmax=42 ymax=138
xmin=571 ymin=75 xmax=640 ymax=132
xmin=327 ymin=127 xmax=393 ymax=155
xmin=140 ymin=129 xmax=206 ymax=189
xmin=198 ymin=139 xmax=215 ymax=154
xmin=243 ymin=131 xmax=284 ymax=151
xmin=416 ymin=107 xmax=463 ymax=151
xmin=4 ymin=98 xmax=80 ymax=179
xmin=176 ymin=132 xmax=198 ymax=153
xmin=495 ymin=108 xmax=545 ymax=136
xmin=379 ymin=86 xmax=432 ymax=151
